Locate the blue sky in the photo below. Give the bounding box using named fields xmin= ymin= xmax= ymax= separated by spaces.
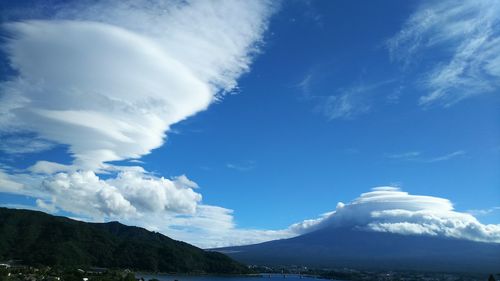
xmin=0 ymin=0 xmax=499 ymax=247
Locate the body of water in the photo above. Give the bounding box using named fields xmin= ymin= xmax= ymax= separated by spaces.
xmin=137 ymin=274 xmax=340 ymax=281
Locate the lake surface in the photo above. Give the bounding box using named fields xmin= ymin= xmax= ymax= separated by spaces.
xmin=137 ymin=274 xmax=343 ymax=281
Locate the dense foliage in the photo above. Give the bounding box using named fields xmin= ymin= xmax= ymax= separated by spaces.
xmin=0 ymin=208 xmax=249 ymax=274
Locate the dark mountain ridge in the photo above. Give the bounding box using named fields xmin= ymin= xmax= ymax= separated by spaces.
xmin=0 ymin=207 xmax=248 ymax=273
xmin=216 ymin=226 xmax=500 ymax=273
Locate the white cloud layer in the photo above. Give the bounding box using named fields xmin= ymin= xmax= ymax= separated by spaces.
xmin=99 ymin=186 xmax=500 ymax=247
xmin=2 ymin=174 xmax=499 ymax=248
xmin=104 ymin=186 xmax=500 ymax=247
xmin=166 ymin=187 xmax=500 ymax=248
xmin=388 ymin=0 xmax=500 ymax=106
xmin=287 ymin=187 xmax=500 ymax=244
xmin=1 ymin=167 xmax=202 ymax=219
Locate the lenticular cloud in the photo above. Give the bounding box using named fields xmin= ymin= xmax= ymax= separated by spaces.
xmin=291 ymin=187 xmax=500 ymax=244
xmin=3 ymin=20 xmax=211 ymax=169
xmin=0 ymin=1 xmax=273 ymax=221
xmin=0 ymin=0 xmax=272 ymax=169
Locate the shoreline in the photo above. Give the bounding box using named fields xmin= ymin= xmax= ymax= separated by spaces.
xmin=136 ymin=272 xmax=264 ymax=278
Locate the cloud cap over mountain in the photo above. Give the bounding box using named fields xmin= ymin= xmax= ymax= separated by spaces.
xmin=290 ymin=187 xmax=500 ymax=244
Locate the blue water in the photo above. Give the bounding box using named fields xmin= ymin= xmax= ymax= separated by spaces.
xmin=137 ymin=274 xmax=340 ymax=281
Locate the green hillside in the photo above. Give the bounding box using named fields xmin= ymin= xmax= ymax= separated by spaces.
xmin=0 ymin=207 xmax=248 ymax=274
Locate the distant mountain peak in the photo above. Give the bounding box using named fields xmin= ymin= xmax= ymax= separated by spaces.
xmin=216 ymin=225 xmax=500 ymax=273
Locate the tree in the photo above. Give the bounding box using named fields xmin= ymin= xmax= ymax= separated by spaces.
xmin=0 ymin=268 xmax=8 ymax=281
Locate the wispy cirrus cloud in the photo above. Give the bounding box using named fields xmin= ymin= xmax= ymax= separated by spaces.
xmin=386 ymin=150 xmax=466 ymax=163
xmin=387 ymin=151 xmax=421 ymax=160
xmin=467 ymin=207 xmax=500 ymax=217
xmin=316 ymin=84 xmax=373 ymax=120
xmin=226 ymin=160 xmax=256 ymax=172
xmin=298 ymin=71 xmax=395 ymax=120
xmin=425 ymin=150 xmax=466 ymax=163
xmin=388 ymin=0 xmax=500 ymax=106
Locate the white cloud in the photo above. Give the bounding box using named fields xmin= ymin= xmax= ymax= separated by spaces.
xmin=288 ymin=210 xmax=336 ymax=234
xmin=107 ymin=170 xmax=201 ymax=215
xmin=28 ymin=161 xmax=72 ymax=174
xmin=197 ymin=187 xmax=500 ymax=247
xmin=425 ymin=150 xmax=465 ymax=162
xmin=41 ymin=170 xmax=138 ymax=219
xmin=388 ymin=0 xmax=500 ymax=106
xmin=0 ymin=0 xmax=273 ymax=169
xmin=387 ymin=151 xmax=421 ymax=159
xmin=35 ymin=198 xmax=56 ymax=213
xmin=0 ymin=169 xmax=25 ymax=193
xmin=150 ymin=204 xmax=295 ymax=248
xmin=226 ymin=161 xmax=256 ymax=172
xmin=318 ymin=91 xmax=371 ymax=120
xmin=159 ymin=187 xmax=500 ymax=247
xmin=467 ymin=207 xmax=500 ymax=216
xmin=0 ymin=135 xmax=54 ymax=154
xmin=304 ymin=77 xmax=395 ymax=120
xmin=386 ymin=150 xmax=465 ymax=162
xmin=1 ymin=19 xmax=207 ymax=169
xmin=287 ymin=187 xmax=500 ymax=244
xmin=1 ymin=167 xmax=204 ymax=219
